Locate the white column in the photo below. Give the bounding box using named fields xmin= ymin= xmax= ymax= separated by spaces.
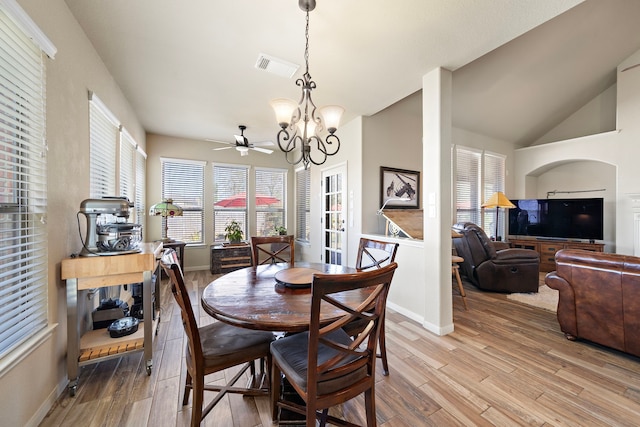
xmin=422 ymin=68 xmax=454 ymax=335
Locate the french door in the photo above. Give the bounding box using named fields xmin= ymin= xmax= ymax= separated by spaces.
xmin=321 ymin=165 xmax=347 ymax=266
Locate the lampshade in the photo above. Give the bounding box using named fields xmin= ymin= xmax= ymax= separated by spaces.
xmin=149 ymin=198 xmax=183 ymax=217
xmin=269 ymin=98 xmax=297 ymax=128
xmin=482 ymin=191 xmax=515 ymax=209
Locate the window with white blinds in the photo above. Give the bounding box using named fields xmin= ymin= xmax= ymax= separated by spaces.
xmin=453 ymin=146 xmax=507 ymax=235
xmin=483 ymin=151 xmax=507 ymax=238
xmin=213 ymin=164 xmax=248 ymax=242
xmin=0 ymin=6 xmax=49 ymax=358
xmin=135 ymin=146 xmax=147 ymax=231
xmin=119 ymin=129 xmax=135 ymax=202
xmin=455 ymin=146 xmax=482 ymax=225
xmin=161 ymin=158 xmax=205 ymax=244
xmin=296 ymin=168 xmax=310 ymax=242
xmin=89 ymin=94 xmax=118 ymax=198
xmin=255 ymin=168 xmax=286 ymax=237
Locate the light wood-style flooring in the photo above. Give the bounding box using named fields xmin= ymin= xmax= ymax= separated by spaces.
xmin=41 ymin=269 xmax=640 ymax=426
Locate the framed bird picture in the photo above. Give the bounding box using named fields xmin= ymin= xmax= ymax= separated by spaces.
xmin=380 ymin=166 xmax=420 ymax=210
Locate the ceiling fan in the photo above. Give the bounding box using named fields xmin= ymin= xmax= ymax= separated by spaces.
xmin=209 ymin=125 xmax=274 ymax=156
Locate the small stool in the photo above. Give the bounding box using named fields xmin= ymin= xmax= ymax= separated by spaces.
xmin=452 ymin=255 xmax=468 ymax=310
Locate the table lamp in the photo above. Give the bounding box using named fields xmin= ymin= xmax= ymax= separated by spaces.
xmin=149 ymin=198 xmax=183 ymax=242
xmin=481 ymin=191 xmax=515 ymax=241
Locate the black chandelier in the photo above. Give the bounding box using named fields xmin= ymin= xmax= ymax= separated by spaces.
xmin=270 ymin=0 xmax=344 ymax=169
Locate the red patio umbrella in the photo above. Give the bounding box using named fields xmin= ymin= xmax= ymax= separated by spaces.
xmin=214 ymin=193 xmax=280 ymax=208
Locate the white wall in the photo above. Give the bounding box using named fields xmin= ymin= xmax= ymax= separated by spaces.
xmin=535 ymin=160 xmax=616 ymax=251
xmin=362 ymin=91 xmax=423 ymax=235
xmin=513 ymin=49 xmax=640 ymax=255
xmin=532 ymin=83 xmax=617 ymax=146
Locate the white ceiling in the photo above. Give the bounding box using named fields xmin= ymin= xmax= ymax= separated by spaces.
xmin=63 ymin=0 xmax=640 ymax=149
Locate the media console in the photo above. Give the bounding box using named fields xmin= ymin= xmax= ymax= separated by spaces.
xmin=508 ymin=238 xmax=604 ymax=272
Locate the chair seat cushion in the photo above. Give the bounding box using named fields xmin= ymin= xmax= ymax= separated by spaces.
xmin=270 ymin=328 xmax=368 ymax=396
xmin=189 ymin=322 xmax=274 ymax=371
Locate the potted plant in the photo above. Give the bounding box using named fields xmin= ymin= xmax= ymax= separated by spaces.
xmin=274 ymin=226 xmax=287 ymax=236
xmin=224 ymin=220 xmax=244 ymax=244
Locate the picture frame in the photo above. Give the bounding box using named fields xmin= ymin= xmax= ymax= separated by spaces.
xmin=380 ymin=166 xmax=420 ymax=210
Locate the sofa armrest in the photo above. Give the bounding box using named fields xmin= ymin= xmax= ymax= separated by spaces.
xmin=492 ymin=241 xmax=510 ymax=251
xmin=545 ymin=271 xmax=577 ymax=339
xmin=494 ymin=248 xmax=539 ymax=261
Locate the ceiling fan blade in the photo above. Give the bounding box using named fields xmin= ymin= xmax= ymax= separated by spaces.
xmin=206 ymin=138 xmax=234 ymax=145
xmin=250 ymin=140 xmax=275 ymax=147
xmin=251 ymin=147 xmax=273 ymax=154
xmin=212 ymin=146 xmax=232 ymax=151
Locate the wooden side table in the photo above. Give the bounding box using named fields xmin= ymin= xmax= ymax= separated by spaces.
xmin=210 ymin=244 xmax=253 ymax=274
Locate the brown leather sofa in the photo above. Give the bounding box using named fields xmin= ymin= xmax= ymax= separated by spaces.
xmin=452 ymin=222 xmax=540 ymax=293
xmin=545 ymin=249 xmax=640 ymax=357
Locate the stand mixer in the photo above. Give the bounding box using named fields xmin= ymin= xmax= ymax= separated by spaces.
xmin=79 ymin=197 xmax=142 ymax=257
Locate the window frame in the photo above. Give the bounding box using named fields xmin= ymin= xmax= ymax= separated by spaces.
xmin=255 ymin=167 xmax=287 ymax=237
xmin=0 ymin=0 xmax=54 ymax=367
xmin=453 ymin=145 xmax=507 ymax=236
xmin=160 ymin=157 xmax=205 ymax=244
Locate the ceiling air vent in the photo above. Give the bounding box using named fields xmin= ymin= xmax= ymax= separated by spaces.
xmin=255 ymin=53 xmax=299 ymax=78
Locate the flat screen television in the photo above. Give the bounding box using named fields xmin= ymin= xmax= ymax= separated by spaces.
xmin=507 ymin=197 xmax=604 ymax=241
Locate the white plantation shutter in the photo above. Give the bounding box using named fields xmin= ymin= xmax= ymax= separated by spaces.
xmin=161 ymin=158 xmax=205 ymax=244
xmin=0 ymin=3 xmax=52 ymax=358
xmin=213 ymin=164 xmax=248 ymax=241
xmin=454 ymin=146 xmax=507 ymax=234
xmin=89 ymin=94 xmax=118 ymax=198
xmin=483 ymin=152 xmax=507 ymax=237
xmin=255 ymin=168 xmax=286 ymax=237
xmin=455 ymin=146 xmax=481 ymax=225
xmin=296 ymin=168 xmax=310 ymax=242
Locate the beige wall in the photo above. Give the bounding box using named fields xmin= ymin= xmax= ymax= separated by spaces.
xmin=1 ymin=1 xmax=146 ymax=426
xmin=145 ymin=133 xmax=294 ymax=270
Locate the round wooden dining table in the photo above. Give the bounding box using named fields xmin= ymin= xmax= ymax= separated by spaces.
xmin=201 ymin=262 xmax=361 ymax=333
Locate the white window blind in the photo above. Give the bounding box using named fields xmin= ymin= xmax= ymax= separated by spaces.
xmin=454 ymin=146 xmax=507 ymax=234
xmin=213 ymin=164 xmax=248 ymax=241
xmin=255 ymin=168 xmax=286 ymax=237
xmin=119 ymin=128 xmax=135 ymax=202
xmin=483 ymin=151 xmax=507 ymax=237
xmin=161 ymin=158 xmax=204 ymax=244
xmin=89 ymin=94 xmax=118 ymax=198
xmin=0 ymin=5 xmax=49 ymax=358
xmin=135 ymin=146 xmax=146 ymax=233
xmin=296 ymin=168 xmax=310 ymax=242
xmin=455 ymin=146 xmax=481 ymax=225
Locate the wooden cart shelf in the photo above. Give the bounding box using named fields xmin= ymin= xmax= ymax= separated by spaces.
xmin=78 ymin=318 xmax=157 ymax=363
xmin=61 ymin=242 xmax=163 ymax=396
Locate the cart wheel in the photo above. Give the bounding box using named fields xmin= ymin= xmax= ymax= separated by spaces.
xmin=69 ymin=385 xmax=77 ymax=397
xmin=146 ymin=364 xmax=152 ymax=375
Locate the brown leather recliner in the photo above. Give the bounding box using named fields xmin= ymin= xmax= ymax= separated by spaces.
xmin=545 ymin=249 xmax=640 ymax=358
xmin=452 ymin=222 xmax=539 ymax=293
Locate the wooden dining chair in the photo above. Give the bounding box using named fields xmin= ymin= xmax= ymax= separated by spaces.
xmin=343 ymin=237 xmax=399 ymax=376
xmin=160 ymin=249 xmax=275 ymax=427
xmin=250 ymin=235 xmax=295 ymax=266
xmin=270 ymin=262 xmax=398 ymax=427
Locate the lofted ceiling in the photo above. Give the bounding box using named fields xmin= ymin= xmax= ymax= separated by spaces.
xmin=63 ymin=0 xmax=640 ymax=150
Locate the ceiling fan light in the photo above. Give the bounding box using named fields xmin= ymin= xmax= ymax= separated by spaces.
xmin=270 ymin=98 xmax=297 ymax=128
xmin=319 ymin=105 xmax=344 ymax=133
xmin=236 ymin=146 xmax=249 ymax=154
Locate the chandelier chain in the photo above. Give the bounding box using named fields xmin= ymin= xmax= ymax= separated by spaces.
xmin=304 ymin=9 xmax=310 ymax=75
